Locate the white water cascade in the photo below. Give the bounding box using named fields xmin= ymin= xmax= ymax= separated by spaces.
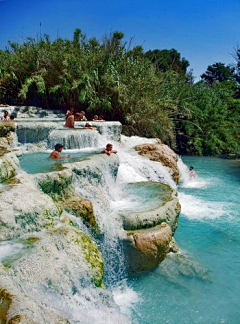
xmin=48 ymin=129 xmax=103 ymax=149
xmin=1 ymin=108 xmax=180 ymax=323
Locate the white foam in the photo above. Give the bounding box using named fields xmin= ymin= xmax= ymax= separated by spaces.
xmin=0 ymin=242 xmax=24 ymax=261
xmin=121 ymin=135 xmax=158 ymax=149
xmin=117 ymin=149 xmax=176 ymax=188
xmin=179 ymin=192 xmax=230 ymax=220
xmin=112 ymin=284 xmax=140 ymax=318
xmin=117 ymin=164 xmax=147 ymax=184
xmin=178 ymin=158 xmax=208 ymax=189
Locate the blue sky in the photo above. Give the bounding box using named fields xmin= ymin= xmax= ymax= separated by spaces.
xmin=1 ymin=0 xmax=240 ymax=79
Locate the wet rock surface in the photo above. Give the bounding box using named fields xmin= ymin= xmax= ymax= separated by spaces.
xmin=0 ymin=171 xmax=61 ymax=241
xmin=0 ymin=148 xmax=19 ymax=183
xmin=134 ymin=143 xmax=180 ymax=183
xmin=123 ymin=223 xmax=172 ymax=272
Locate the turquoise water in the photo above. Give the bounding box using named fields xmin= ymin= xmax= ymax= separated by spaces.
xmin=113 ymin=182 xmax=172 ymax=214
xmin=129 ymin=157 xmax=240 ymax=324
xmin=19 ymin=151 xmax=95 ymax=174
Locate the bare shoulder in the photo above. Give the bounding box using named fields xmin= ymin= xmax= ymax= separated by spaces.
xmin=49 ymin=151 xmax=60 ymax=159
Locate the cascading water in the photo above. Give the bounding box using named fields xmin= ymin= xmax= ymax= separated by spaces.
xmin=71 ymin=135 xmax=177 ymax=288
xmin=2 ymin=106 xmax=240 ymax=323
xmin=1 ymin=109 xmax=187 ymax=323
xmin=48 ymin=129 xmax=103 ymax=150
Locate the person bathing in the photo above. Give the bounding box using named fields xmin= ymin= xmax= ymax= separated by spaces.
xmin=49 ymin=144 xmax=70 ymax=160
xmin=1 ymin=110 xmax=10 ymax=121
xmin=102 ymin=143 xmax=117 ymax=156
xmin=189 ymin=166 xmax=196 ymax=178
xmin=84 ymin=123 xmax=96 ymax=130
xmin=65 ymin=107 xmax=75 ymax=128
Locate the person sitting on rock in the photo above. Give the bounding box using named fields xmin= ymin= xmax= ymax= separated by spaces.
xmin=65 ymin=115 xmax=75 ymax=128
xmin=102 ymin=143 xmax=117 ymax=156
xmin=49 ymin=144 xmax=70 ymax=160
xmin=98 ymin=115 xmax=105 ymax=121
xmin=84 ymin=123 xmax=96 ymax=130
xmin=75 ymin=110 xmax=88 ymax=121
xmin=189 ymin=166 xmax=196 ymax=178
xmin=1 ymin=110 xmax=10 ymax=121
xmin=93 ymin=115 xmax=98 ymax=121
xmin=80 ymin=111 xmax=88 ymax=121
xmin=65 ymin=107 xmax=74 ymax=119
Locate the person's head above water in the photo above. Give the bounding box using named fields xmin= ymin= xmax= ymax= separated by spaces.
xmin=189 ymin=166 xmax=194 ymax=171
xmin=102 ymin=143 xmax=117 ymax=155
xmin=3 ymin=110 xmax=8 ymax=117
xmin=106 ymin=143 xmax=113 ymax=150
xmin=50 ymin=143 xmax=70 ymax=160
xmin=54 ymin=143 xmax=63 ymax=152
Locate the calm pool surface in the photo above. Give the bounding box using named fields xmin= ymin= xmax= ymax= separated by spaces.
xmin=19 ymin=151 xmax=96 ymax=174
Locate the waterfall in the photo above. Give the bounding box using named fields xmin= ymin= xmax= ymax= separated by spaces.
xmin=2 ymin=112 xmax=179 ymax=322
xmin=73 ymin=156 xmax=127 ymax=287
xmin=48 ymin=129 xmax=103 ymax=150
xmin=16 ymin=121 xmax=62 ymax=144
xmin=72 ymin=136 xmax=177 ymax=287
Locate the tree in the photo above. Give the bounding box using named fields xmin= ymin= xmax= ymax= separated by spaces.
xmin=145 ymin=48 xmax=189 ymax=75
xmin=201 ymin=62 xmax=236 ymax=85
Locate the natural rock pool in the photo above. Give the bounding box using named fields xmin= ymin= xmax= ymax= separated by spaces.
xmin=19 ymin=150 xmax=98 ymax=174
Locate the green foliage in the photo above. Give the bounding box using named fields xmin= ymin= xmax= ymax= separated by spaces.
xmin=145 ymin=48 xmax=189 ymax=75
xmin=0 ymin=29 xmax=239 ymax=155
xmin=176 ymin=81 xmax=240 ymax=155
xmin=201 ymin=62 xmax=236 ymax=85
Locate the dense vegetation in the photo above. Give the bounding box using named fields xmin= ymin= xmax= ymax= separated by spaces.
xmin=0 ymin=29 xmax=239 ymax=155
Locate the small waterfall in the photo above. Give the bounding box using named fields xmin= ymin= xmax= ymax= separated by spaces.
xmin=117 ymin=136 xmax=176 ymax=188
xmin=48 ymin=129 xmax=102 ymax=149
xmin=73 ymin=136 xmax=177 ymax=287
xmin=73 ymin=157 xmax=127 ymax=287
xmin=16 ymin=121 xmax=61 ymax=143
xmin=94 ymin=122 xmax=122 ymax=142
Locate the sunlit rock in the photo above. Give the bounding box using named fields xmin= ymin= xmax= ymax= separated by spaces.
xmin=120 ymin=182 xmax=181 ymax=272
xmin=134 ymin=143 xmax=180 ymax=183
xmin=62 ymin=198 xmax=99 ymax=234
xmin=123 ymin=223 xmax=172 ymax=272
xmin=0 ymin=171 xmax=61 ymax=241
xmin=0 ymin=148 xmax=19 ymax=183
xmin=0 ymin=227 xmax=104 ymax=322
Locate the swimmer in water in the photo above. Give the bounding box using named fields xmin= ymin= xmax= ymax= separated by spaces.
xmin=49 ymin=144 xmax=70 ymax=160
xmin=102 ymin=143 xmax=117 ymax=156
xmin=189 ymin=166 xmax=196 ymax=178
xmin=84 ymin=123 xmax=96 ymax=130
